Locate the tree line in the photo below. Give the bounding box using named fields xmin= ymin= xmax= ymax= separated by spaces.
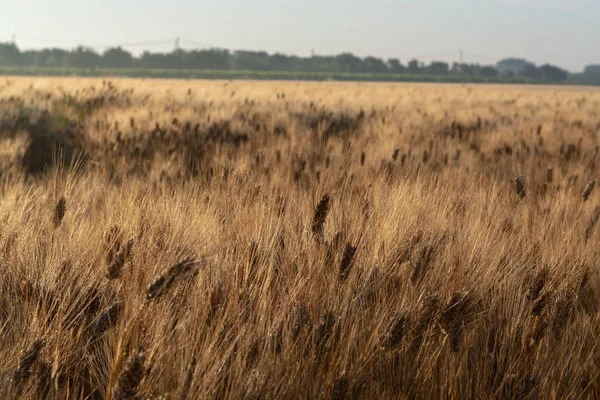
xmin=0 ymin=42 xmax=597 ymax=84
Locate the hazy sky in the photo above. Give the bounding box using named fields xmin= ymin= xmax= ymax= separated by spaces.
xmin=1 ymin=0 xmax=598 ymax=72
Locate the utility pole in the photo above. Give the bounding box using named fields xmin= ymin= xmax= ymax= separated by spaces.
xmin=459 ymin=49 xmax=463 ymax=64
xmin=175 ymin=37 xmax=180 ymax=51
xmin=311 ymin=48 xmax=315 ymax=58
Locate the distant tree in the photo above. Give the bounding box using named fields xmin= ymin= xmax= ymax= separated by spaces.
xmin=520 ymin=64 xmax=542 ymax=80
xmin=138 ymin=50 xmax=184 ymax=69
xmin=68 ymin=46 xmax=102 ymax=68
xmin=457 ymin=63 xmax=476 ymax=76
xmin=427 ymin=61 xmax=449 ymax=75
xmin=335 ymin=53 xmax=363 ymax=73
xmin=32 ymin=48 xmax=69 ymax=67
xmin=407 ymin=59 xmax=422 ymax=74
xmin=0 ymin=42 xmax=21 ymax=66
xmin=139 ymin=51 xmax=164 ymax=68
xmin=387 ymin=58 xmax=405 ymax=73
xmin=0 ymin=41 xmax=586 ymax=84
xmin=18 ymin=50 xmax=36 ymax=66
xmin=102 ymin=47 xmax=134 ymax=68
xmin=361 ymin=56 xmax=388 ymax=73
xmin=269 ymin=53 xmax=290 ymax=71
xmin=185 ymin=49 xmax=231 ymax=69
xmin=480 ymin=66 xmax=499 ymax=78
xmin=539 ymin=64 xmax=568 ymax=83
xmin=287 ymin=55 xmax=308 ymax=71
xmin=568 ymin=67 xmax=598 ymax=85
xmin=450 ymin=62 xmax=461 ymax=74
xmin=496 ymin=58 xmax=535 ymax=76
xmin=308 ymin=55 xmax=339 ymax=72
xmin=584 ymin=65 xmax=600 ymax=75
xmin=232 ymin=50 xmax=271 ymax=70
xmin=167 ymin=49 xmax=186 ymax=69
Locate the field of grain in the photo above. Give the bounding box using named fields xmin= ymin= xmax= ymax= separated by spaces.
xmin=1 ymin=77 xmax=600 ymax=399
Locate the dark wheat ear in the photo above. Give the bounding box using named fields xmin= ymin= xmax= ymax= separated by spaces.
xmin=105 ymin=225 xmax=123 ymax=265
xmin=315 ymin=311 xmax=337 ymax=356
xmin=411 ymin=244 xmax=435 ymax=285
xmin=181 ymin=355 xmax=197 ymax=400
xmin=112 ymin=351 xmax=146 ymax=400
xmin=514 ymin=176 xmax=526 ymax=199
xmin=552 ymin=292 xmax=575 ymax=339
xmin=13 ymin=339 xmax=45 ymax=385
xmin=54 ymin=196 xmax=66 ymax=227
xmin=527 ymin=266 xmax=549 ymax=302
xmin=585 ymin=205 xmax=600 ymax=241
xmin=439 ymin=291 xmax=477 ymax=352
xmin=107 ymin=238 xmax=134 ymax=280
xmin=339 ymin=243 xmax=357 ymax=281
xmin=37 ymin=362 xmax=52 ymax=399
xmin=382 ymin=313 xmax=406 ymax=350
xmin=583 ymin=179 xmax=596 ymax=201
xmin=531 ymin=317 xmax=548 ymax=346
xmin=292 ymin=302 xmax=310 ymax=339
xmin=92 ymin=300 xmax=124 ymax=335
xmin=312 ymin=194 xmax=330 ymax=240
xmin=146 ymin=258 xmax=200 ymax=301
xmin=331 ymin=374 xmax=350 ymax=400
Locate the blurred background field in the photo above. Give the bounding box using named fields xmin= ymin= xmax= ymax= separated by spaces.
xmin=1 ymin=77 xmax=600 ymax=399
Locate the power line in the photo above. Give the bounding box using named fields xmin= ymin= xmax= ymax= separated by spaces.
xmin=411 ymin=49 xmax=460 ymax=61
xmin=16 ymin=35 xmax=80 ymax=46
xmin=463 ymin=51 xmax=497 ymax=63
xmin=98 ymin=39 xmax=174 ymax=48
xmin=14 ymin=35 xmax=175 ymax=49
xmin=179 ymin=38 xmax=218 ymax=49
xmin=401 ymin=49 xmax=499 ymax=64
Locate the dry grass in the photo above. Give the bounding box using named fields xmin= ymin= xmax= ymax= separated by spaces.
xmin=1 ymin=77 xmax=600 ymax=399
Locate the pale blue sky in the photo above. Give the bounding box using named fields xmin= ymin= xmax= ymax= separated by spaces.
xmin=1 ymin=0 xmax=598 ymax=71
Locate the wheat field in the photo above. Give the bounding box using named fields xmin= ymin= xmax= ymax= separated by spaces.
xmin=1 ymin=77 xmax=600 ymax=399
